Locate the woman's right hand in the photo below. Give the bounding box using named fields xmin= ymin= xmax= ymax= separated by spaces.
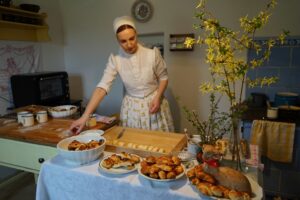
xmin=69 ymin=116 xmax=89 ymax=135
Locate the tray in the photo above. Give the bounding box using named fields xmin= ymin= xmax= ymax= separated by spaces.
xmin=103 ymin=126 xmax=187 ymax=157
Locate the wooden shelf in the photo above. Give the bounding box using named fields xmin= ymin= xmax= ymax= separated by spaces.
xmin=169 ymin=33 xmax=194 ymax=51
xmin=0 ymin=5 xmax=50 ymax=42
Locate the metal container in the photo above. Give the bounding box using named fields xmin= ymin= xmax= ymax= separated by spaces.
xmin=274 ymin=92 xmax=299 ymax=107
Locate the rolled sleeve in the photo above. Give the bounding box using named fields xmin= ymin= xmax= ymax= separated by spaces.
xmin=96 ymin=54 xmax=118 ymax=94
xmin=154 ymin=47 xmax=168 ymax=81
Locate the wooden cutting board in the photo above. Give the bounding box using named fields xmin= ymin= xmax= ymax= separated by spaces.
xmin=103 ymin=126 xmax=187 ymax=157
xmin=0 ymin=118 xmax=116 ymax=146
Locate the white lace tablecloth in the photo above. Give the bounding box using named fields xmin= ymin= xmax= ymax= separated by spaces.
xmin=36 ymin=153 xmax=262 ymax=200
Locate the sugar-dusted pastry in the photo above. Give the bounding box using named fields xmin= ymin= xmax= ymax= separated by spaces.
xmin=102 ymin=152 xmax=141 ymax=170
xmin=102 ymin=158 xmax=114 ymax=169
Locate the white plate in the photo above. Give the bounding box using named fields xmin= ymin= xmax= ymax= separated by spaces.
xmin=138 ymin=164 xmax=186 ymax=182
xmin=80 ymin=129 xmax=104 ymax=137
xmin=99 ymin=154 xmax=141 ymax=174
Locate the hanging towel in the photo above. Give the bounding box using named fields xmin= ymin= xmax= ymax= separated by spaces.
xmin=250 ymin=120 xmax=295 ymax=163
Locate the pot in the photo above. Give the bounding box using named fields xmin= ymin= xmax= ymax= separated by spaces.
xmin=274 ymin=92 xmax=299 ymax=107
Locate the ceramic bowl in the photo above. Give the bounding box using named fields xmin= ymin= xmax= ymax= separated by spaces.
xmin=48 ymin=105 xmax=77 ymax=118
xmin=57 ymin=134 xmax=106 ymax=165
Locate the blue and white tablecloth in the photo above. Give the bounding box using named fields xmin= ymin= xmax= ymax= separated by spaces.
xmin=36 ymin=153 xmax=262 ymax=200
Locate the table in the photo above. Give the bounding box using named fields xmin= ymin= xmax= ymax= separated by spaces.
xmin=36 ymin=153 xmax=263 ymax=200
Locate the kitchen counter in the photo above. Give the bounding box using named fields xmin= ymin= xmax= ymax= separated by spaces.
xmin=242 ymin=106 xmax=300 ymax=125
xmin=0 ymin=117 xmax=115 ymax=146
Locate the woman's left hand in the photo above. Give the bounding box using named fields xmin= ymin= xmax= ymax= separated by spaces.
xmin=149 ymin=96 xmax=161 ymax=114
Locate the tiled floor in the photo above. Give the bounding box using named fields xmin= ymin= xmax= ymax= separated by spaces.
xmin=0 ymin=173 xmax=36 ymax=200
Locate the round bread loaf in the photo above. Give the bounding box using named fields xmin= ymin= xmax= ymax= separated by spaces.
xmin=204 ymin=164 xmax=252 ymax=194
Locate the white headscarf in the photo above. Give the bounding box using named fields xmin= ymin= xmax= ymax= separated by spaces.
xmin=113 ymin=16 xmax=136 ymax=34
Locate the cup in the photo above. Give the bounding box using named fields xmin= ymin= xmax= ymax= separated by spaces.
xmin=21 ymin=113 xmax=34 ymax=127
xmin=267 ymin=107 xmax=278 ymax=119
xmin=187 ymin=135 xmax=201 ymax=154
xmin=17 ymin=111 xmax=30 ymax=124
xmin=86 ymin=114 xmax=97 ymax=127
xmin=36 ymin=110 xmax=48 ymax=123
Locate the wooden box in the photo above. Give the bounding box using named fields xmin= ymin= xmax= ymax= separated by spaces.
xmin=103 ymin=126 xmax=187 ymax=157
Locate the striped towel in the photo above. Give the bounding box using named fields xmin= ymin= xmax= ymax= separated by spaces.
xmin=250 ymin=120 xmax=295 ymax=163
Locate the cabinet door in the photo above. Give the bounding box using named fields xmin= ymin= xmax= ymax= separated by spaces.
xmin=0 ymin=138 xmax=57 ymax=173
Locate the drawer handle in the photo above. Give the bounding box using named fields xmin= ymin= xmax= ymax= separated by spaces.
xmin=38 ymin=158 xmax=45 ymax=163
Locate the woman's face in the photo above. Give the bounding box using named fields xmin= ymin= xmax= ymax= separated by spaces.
xmin=117 ymin=28 xmax=138 ymax=54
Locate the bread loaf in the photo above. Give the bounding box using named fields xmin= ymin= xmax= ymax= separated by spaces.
xmin=203 ymin=163 xmax=252 ymax=194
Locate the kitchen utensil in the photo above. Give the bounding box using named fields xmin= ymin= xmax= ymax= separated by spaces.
xmin=21 ymin=113 xmax=34 ymax=127
xmin=116 ymin=128 xmax=125 ymax=139
xmin=267 ymin=107 xmax=278 ymax=119
xmin=36 ymin=110 xmax=48 ymax=123
xmin=48 ymin=105 xmax=78 ymax=118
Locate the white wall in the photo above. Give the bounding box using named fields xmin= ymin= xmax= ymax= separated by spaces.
xmin=13 ymin=0 xmax=65 ymax=71
xmin=58 ymin=0 xmax=300 ymax=133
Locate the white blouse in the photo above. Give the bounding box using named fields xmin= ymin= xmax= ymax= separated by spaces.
xmin=97 ymin=44 xmax=168 ymax=98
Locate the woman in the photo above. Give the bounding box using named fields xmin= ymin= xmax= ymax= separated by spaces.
xmin=70 ymin=16 xmax=174 ymax=134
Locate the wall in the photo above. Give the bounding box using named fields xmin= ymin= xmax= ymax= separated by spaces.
xmin=13 ymin=0 xmax=65 ymax=71
xmin=58 ymin=0 xmax=300 ymax=134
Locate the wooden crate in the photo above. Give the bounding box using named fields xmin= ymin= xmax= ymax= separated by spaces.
xmin=103 ymin=126 xmax=187 ymax=157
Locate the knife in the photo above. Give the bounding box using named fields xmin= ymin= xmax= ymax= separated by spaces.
xmin=116 ymin=128 xmax=125 ymax=139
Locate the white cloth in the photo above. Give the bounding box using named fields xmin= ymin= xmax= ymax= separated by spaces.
xmin=113 ymin=16 xmax=136 ymax=33
xmin=120 ymin=90 xmax=174 ymax=132
xmin=36 ymin=154 xmax=200 ymax=200
xmin=97 ymin=44 xmax=168 ymax=98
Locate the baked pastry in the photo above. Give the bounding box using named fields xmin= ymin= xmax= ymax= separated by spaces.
xmin=101 ymin=152 xmax=140 ymax=170
xmin=68 ymin=139 xmax=104 ymax=151
xmin=68 ymin=140 xmax=81 ymax=150
xmin=140 ymin=155 xmax=183 ymax=180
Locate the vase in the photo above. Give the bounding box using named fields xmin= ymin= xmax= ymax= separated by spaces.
xmin=229 ymin=118 xmax=243 ymax=171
